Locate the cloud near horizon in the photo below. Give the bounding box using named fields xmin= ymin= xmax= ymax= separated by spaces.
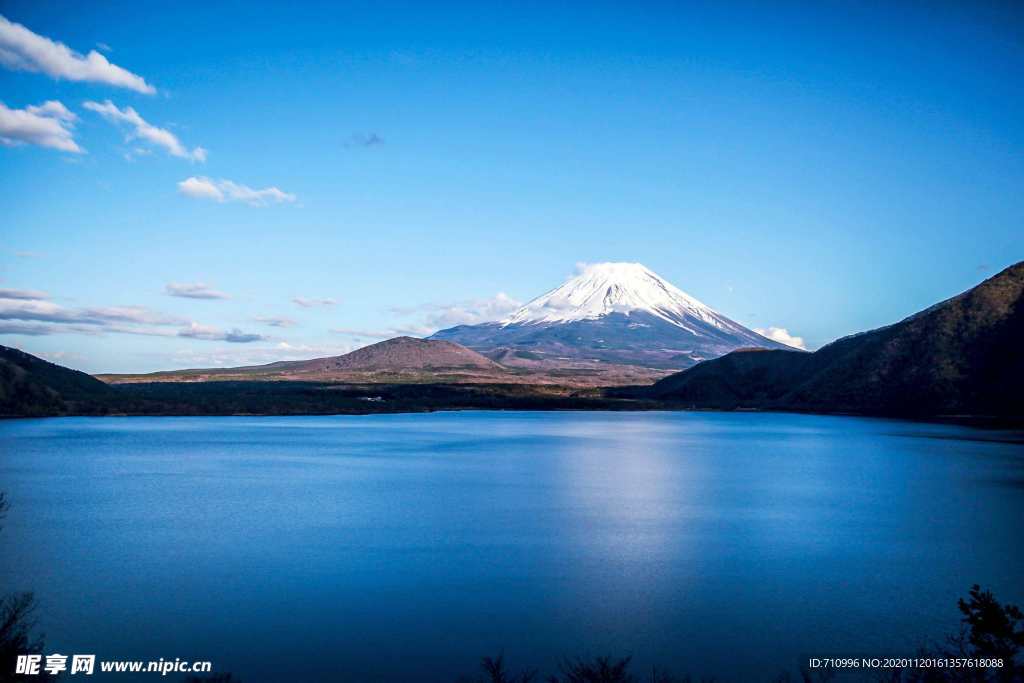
xmin=0 ymin=291 xmax=264 ymax=343
xmin=165 ymin=282 xmax=229 ymax=300
xmin=754 ymin=326 xmax=807 ymax=350
xmin=177 ymin=322 xmax=266 ymax=343
xmin=166 ymin=341 xmax=354 ymax=369
xmin=0 ymin=100 xmax=81 ymax=153
xmin=0 ymin=15 xmax=155 ymax=94
xmin=178 ymin=177 xmax=296 ymax=206
xmin=84 ymin=100 xmax=206 ymax=161
xmin=0 ymin=296 xmax=183 ymax=327
xmin=330 ymin=325 xmax=431 ymax=340
xmin=391 ymin=292 xmax=521 ymax=333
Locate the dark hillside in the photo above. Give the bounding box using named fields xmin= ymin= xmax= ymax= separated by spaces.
xmin=639 ymin=262 xmax=1024 ymax=418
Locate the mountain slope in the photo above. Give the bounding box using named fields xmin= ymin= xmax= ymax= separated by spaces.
xmin=279 ymin=336 xmax=503 ymax=374
xmin=432 ymin=262 xmax=789 ymax=370
xmin=101 ymin=337 xmax=512 ymax=384
xmin=0 ymin=345 xmax=113 ymax=416
xmin=639 ymin=262 xmax=1024 ymax=417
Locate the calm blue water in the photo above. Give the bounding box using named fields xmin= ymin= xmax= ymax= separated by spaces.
xmin=1 ymin=412 xmax=1022 ymax=681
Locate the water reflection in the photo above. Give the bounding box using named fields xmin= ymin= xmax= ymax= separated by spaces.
xmin=0 ymin=412 xmax=1022 ymax=681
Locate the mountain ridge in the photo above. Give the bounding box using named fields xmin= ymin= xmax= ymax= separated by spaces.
xmin=4 ymin=260 xmax=1022 ymax=420
xmin=1 ymin=345 xmax=113 ymax=416
xmin=432 ymin=262 xmax=790 ymax=370
xmin=631 ymin=261 xmax=1024 ymax=418
xmin=99 ymin=337 xmax=512 ymax=384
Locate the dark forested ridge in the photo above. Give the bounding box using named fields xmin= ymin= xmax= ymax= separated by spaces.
xmin=0 ymin=346 xmax=114 ymax=416
xmin=630 ymin=261 xmax=1024 ymax=419
xmin=0 ymin=346 xmax=648 ymax=416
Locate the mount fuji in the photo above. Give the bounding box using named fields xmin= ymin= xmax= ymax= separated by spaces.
xmin=430 ymin=262 xmax=792 ymax=371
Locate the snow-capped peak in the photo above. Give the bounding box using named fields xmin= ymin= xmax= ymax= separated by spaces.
xmin=501 ymin=262 xmax=732 ymax=330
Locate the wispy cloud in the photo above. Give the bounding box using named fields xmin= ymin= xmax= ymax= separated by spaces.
xmin=178 ymin=322 xmax=266 ymax=343
xmin=178 ymin=177 xmax=296 ymax=206
xmin=84 ymin=100 xmax=206 ymax=161
xmin=165 ymin=282 xmax=229 ymax=300
xmin=0 ymin=100 xmax=81 ymax=153
xmin=0 ymin=288 xmax=48 ymax=300
xmin=754 ymin=326 xmax=807 ymax=350
xmin=392 ymin=293 xmax=521 ymax=332
xmin=35 ymin=349 xmax=85 ymax=364
xmin=0 ymin=321 xmax=59 ymax=336
xmin=0 ymin=15 xmax=155 ymax=93
xmin=0 ymin=296 xmax=183 ymax=327
xmin=253 ymin=316 xmax=297 ymax=328
xmin=292 ymin=296 xmax=336 ymax=308
xmin=122 ymin=145 xmax=151 ymax=161
xmin=329 ymin=326 xmax=428 ymax=340
xmin=344 ymin=132 xmax=384 ymax=148
xmin=0 ymin=290 xmax=263 ymax=344
xmin=166 ymin=341 xmax=354 ymax=368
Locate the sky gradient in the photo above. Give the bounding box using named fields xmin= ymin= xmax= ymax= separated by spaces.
xmin=2 ymin=1 xmax=1022 ymax=372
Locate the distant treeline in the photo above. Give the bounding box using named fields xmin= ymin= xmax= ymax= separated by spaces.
xmin=100 ymin=380 xmax=654 ymax=416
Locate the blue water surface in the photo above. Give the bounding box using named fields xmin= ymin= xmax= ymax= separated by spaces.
xmin=1 ymin=412 xmax=1022 ymax=681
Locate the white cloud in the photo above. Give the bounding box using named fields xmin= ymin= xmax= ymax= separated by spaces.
xmin=178 ymin=176 xmax=296 ymax=206
xmin=178 ymin=322 xmax=266 ymax=343
xmin=0 ymin=15 xmax=155 ymax=93
xmin=0 ymin=291 xmax=264 ymax=345
xmin=177 ymin=176 xmax=221 ymax=201
xmin=274 ymin=341 xmax=346 ymax=355
xmin=0 ymin=294 xmax=184 ymax=327
xmin=84 ymin=100 xmax=205 ymax=161
xmin=754 ymin=326 xmax=807 ymax=350
xmin=292 ymin=296 xmax=336 ymax=308
xmin=385 ymin=292 xmax=524 ymax=337
xmin=0 ymin=100 xmax=81 ymax=152
xmin=35 ymin=350 xmax=85 ymax=364
xmin=168 ymin=341 xmax=354 ymax=368
xmin=165 ymin=282 xmax=229 ymax=300
xmin=0 ymin=288 xmax=48 ymax=300
xmin=123 ymin=145 xmax=152 ymax=161
xmin=393 ymin=293 xmax=521 ymax=332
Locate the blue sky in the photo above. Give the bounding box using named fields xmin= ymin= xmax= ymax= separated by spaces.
xmin=1 ymin=1 xmax=1022 ymax=372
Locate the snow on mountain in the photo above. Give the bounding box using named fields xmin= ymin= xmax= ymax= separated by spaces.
xmin=503 ymin=262 xmax=733 ymax=331
xmin=430 ymin=262 xmax=791 ymax=370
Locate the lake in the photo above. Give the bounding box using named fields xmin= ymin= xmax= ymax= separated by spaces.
xmin=1 ymin=412 xmax=1022 ymax=681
